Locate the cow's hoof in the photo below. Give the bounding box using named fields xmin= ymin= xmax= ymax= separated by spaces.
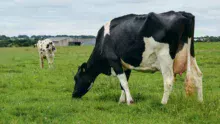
xmin=161 ymin=100 xmax=167 ymax=105
xmin=127 ymin=100 xmax=134 ymax=105
xmin=118 ymin=100 xmax=126 ymax=104
xmin=118 ymin=96 xmax=126 ymax=104
xmin=198 ymin=98 xmax=203 ymax=103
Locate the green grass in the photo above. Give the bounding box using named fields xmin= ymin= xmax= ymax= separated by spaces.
xmin=0 ymin=42 xmax=220 ymax=124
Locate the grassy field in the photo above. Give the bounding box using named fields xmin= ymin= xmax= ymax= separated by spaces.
xmin=0 ymin=42 xmax=219 ymax=124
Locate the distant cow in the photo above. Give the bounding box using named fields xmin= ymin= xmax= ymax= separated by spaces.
xmin=37 ymin=39 xmax=56 ymax=68
xmin=72 ymin=11 xmax=203 ymax=105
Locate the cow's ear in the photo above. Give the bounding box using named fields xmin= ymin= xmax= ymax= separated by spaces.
xmin=81 ymin=62 xmax=87 ymax=68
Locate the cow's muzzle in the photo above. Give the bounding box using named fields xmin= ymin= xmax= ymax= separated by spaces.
xmin=72 ymin=91 xmax=83 ymax=98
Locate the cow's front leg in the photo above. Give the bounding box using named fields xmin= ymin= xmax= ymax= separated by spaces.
xmin=117 ymin=73 xmax=134 ymax=105
xmin=40 ymin=56 xmax=44 ymax=68
xmin=158 ymin=50 xmax=174 ymax=105
xmin=119 ymin=70 xmax=131 ymax=104
xmin=49 ymin=61 xmax=53 ymax=68
xmin=109 ymin=60 xmax=133 ymax=105
xmin=47 ymin=56 xmax=54 ymax=69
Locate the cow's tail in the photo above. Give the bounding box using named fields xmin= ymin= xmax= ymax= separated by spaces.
xmin=184 ymin=14 xmax=203 ymax=98
xmin=185 ymin=37 xmax=194 ymax=95
xmin=183 ymin=13 xmax=195 ymax=96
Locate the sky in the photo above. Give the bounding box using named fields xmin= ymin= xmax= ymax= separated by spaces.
xmin=0 ymin=0 xmax=220 ymax=37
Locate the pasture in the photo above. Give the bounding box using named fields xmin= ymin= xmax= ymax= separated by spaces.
xmin=0 ymin=42 xmax=219 ymax=123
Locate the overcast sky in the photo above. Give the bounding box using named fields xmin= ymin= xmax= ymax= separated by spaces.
xmin=0 ymin=0 xmax=220 ymax=37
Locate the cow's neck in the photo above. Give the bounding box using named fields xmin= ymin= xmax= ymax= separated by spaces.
xmin=86 ymin=52 xmax=102 ymax=80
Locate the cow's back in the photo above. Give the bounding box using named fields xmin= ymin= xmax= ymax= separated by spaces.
xmin=93 ymin=11 xmax=193 ymax=73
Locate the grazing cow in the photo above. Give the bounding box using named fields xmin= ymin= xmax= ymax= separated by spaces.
xmin=72 ymin=11 xmax=203 ymax=105
xmin=37 ymin=39 xmax=56 ymax=68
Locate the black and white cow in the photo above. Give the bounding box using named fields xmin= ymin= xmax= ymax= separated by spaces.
xmin=72 ymin=11 xmax=203 ymax=105
xmin=37 ymin=39 xmax=56 ymax=68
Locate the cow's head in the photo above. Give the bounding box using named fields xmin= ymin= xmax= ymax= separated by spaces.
xmin=46 ymin=41 xmax=56 ymax=52
xmin=72 ymin=62 xmax=94 ymax=98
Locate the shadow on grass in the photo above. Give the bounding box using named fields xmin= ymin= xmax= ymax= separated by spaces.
xmin=94 ymin=92 xmax=159 ymax=104
xmin=96 ymin=93 xmax=119 ymax=102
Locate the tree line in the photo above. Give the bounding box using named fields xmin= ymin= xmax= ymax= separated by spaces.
xmin=0 ymin=35 xmax=219 ymax=47
xmin=195 ymin=36 xmax=220 ymax=42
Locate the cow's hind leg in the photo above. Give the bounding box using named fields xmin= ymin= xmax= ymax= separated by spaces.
xmin=158 ymin=47 xmax=174 ymax=105
xmin=192 ymin=57 xmax=203 ymax=102
xmin=161 ymin=65 xmax=174 ymax=104
xmin=161 ymin=74 xmax=174 ymax=104
xmin=119 ymin=70 xmax=131 ymax=103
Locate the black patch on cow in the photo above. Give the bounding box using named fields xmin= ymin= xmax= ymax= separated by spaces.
xmin=46 ymin=44 xmax=49 ymax=48
xmin=52 ymin=46 xmax=56 ymax=51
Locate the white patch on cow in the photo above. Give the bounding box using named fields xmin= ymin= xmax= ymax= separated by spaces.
xmin=87 ymin=82 xmax=93 ymax=90
xmin=117 ymin=73 xmax=133 ymax=105
xmin=140 ymin=37 xmax=162 ymax=69
xmin=104 ymin=21 xmax=111 ymax=37
xmin=121 ymin=37 xmax=164 ymax=71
